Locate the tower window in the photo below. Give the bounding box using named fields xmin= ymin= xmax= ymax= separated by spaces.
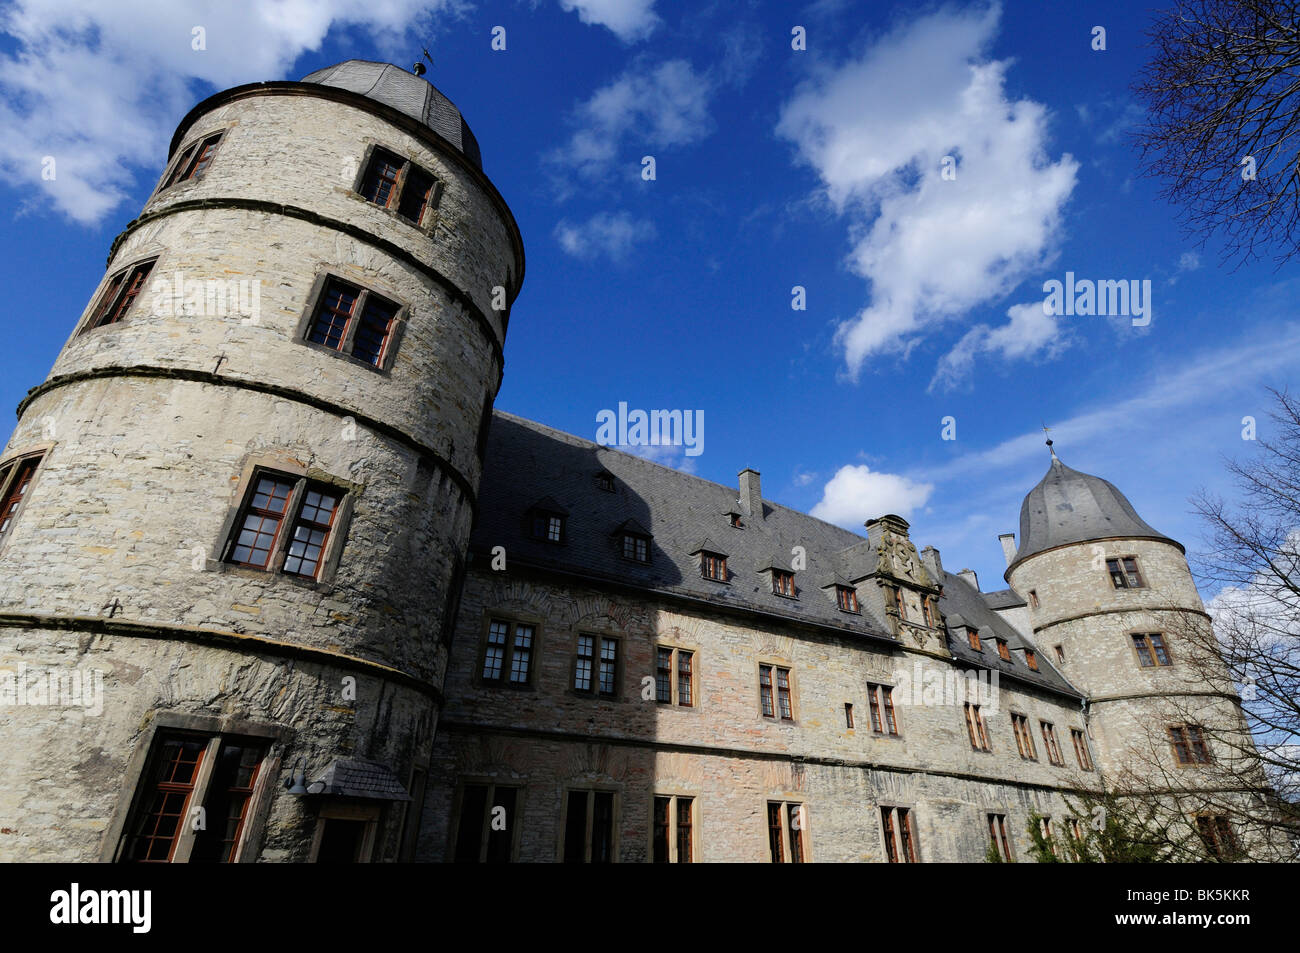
xmin=0 ymin=453 xmax=44 ymax=539
xmin=844 ymin=702 xmax=854 ymax=728
xmin=1028 ymin=590 xmax=1039 ymax=608
xmin=302 ymin=276 xmax=404 ymax=370
xmin=1169 ymin=724 xmax=1211 ymax=765
xmin=118 ymin=729 xmax=268 ymax=863
xmin=82 ymin=258 xmax=157 ymax=333
xmin=1054 ymin=644 xmax=1065 ymax=664
xmin=835 ymin=585 xmax=859 ymax=613
xmin=160 ymin=132 xmax=224 ymax=191
xmin=1132 ymin=633 xmax=1172 ymax=667
xmin=222 ymin=470 xmax=348 ymax=582
xmin=357 ymin=147 xmax=441 ymax=228
xmin=1107 ymin=556 xmax=1146 ymax=589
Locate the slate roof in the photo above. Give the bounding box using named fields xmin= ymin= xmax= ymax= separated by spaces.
xmin=300 ymin=60 xmax=483 ymax=170
xmin=981 ymin=588 xmax=1027 ymax=610
xmin=308 ymin=759 xmax=411 ymax=800
xmin=473 ymin=412 xmax=1084 ymax=699
xmin=1008 ymin=451 xmax=1180 ymax=575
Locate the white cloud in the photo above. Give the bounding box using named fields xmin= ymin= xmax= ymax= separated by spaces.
xmin=775 ymin=3 xmax=1077 ymax=379
xmin=811 ymin=464 xmax=933 ymax=527
xmin=554 ymin=211 xmax=655 ymax=260
xmin=558 ymin=0 xmax=659 ymax=42
xmin=1178 ymin=251 xmax=1201 ymax=271
xmin=548 ymin=57 xmax=713 ymax=185
xmin=0 ymin=0 xmax=459 ymax=225
xmin=929 ymin=300 xmax=1067 ymax=392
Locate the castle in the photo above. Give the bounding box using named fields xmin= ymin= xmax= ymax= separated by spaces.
xmin=0 ymin=61 xmax=1267 ymax=862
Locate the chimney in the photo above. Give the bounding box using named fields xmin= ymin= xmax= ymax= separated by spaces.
xmin=738 ymin=468 xmax=762 ymax=519
xmin=920 ymin=545 xmax=943 ymax=579
xmin=998 ymin=533 xmax=1017 ymax=567
xmin=957 ymin=568 xmax=979 ymax=592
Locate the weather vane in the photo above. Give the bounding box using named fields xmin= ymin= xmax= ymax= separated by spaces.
xmin=412 ymin=46 xmax=434 ymax=76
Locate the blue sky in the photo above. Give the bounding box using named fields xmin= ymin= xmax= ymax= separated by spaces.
xmin=0 ymin=0 xmax=1294 ymax=597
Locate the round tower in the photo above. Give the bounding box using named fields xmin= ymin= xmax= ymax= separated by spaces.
xmin=1004 ymin=446 xmax=1249 ymax=793
xmin=0 ymin=60 xmax=523 ymax=862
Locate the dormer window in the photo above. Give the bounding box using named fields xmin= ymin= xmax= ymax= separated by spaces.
xmin=701 ymin=552 xmax=727 ymax=581
xmin=729 ymin=512 xmax=743 ymax=528
xmin=1025 ymin=650 xmax=1039 ymax=671
xmin=533 ymin=513 xmax=564 ymax=543
xmin=772 ymin=569 xmax=795 ymax=598
xmin=835 ymin=586 xmax=859 ymax=613
xmin=1107 ymin=556 xmax=1146 ymax=589
xmin=967 ymin=628 xmax=981 ymax=652
xmin=622 ymin=533 xmax=649 ymax=563
xmin=996 ymin=639 xmax=1011 ymax=661
xmin=595 ymin=471 xmax=615 ymax=492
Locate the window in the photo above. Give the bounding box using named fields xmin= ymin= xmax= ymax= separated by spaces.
xmin=222 ymin=470 xmax=347 ymax=582
xmin=1066 ymin=818 xmax=1084 ymax=859
xmin=622 ymin=533 xmax=649 ymax=563
xmin=836 ymin=585 xmax=859 ymax=612
xmin=1070 ymin=728 xmax=1094 ymax=770
xmin=562 ymin=789 xmax=616 ymax=863
xmin=652 ymin=795 xmax=693 ymax=863
xmin=120 ymin=731 xmax=267 ymax=863
xmin=844 ymin=703 xmax=854 ymax=729
xmin=880 ymin=806 xmax=917 ymax=863
xmin=303 ymin=276 xmax=403 ymax=369
xmin=0 ymin=454 xmax=43 ymax=539
xmin=729 ymin=512 xmax=742 ymax=528
xmin=1107 ymin=556 xmax=1146 ymax=589
xmin=1011 ymin=713 xmax=1037 ymax=760
xmin=531 ymin=512 xmax=564 ymax=543
xmin=772 ymin=569 xmax=795 ymax=597
xmin=967 ymin=628 xmax=982 ymax=651
xmin=480 ymin=618 xmax=536 ymax=687
xmin=1132 ymin=633 xmax=1172 ymax=667
xmin=1040 ymin=721 xmax=1064 ymax=765
xmin=965 ymin=703 xmax=991 ymax=751
xmin=161 ymin=132 xmax=223 ymax=190
xmin=1028 ymin=590 xmax=1040 ymax=609
xmin=922 ymin=596 xmax=935 ymax=627
xmin=996 ymin=639 xmax=1011 ymax=661
xmin=988 ymin=813 xmax=1013 ymax=861
xmin=701 ymin=551 xmax=727 ymax=581
xmin=1039 ymin=816 xmax=1059 ymax=858
xmin=1169 ymin=724 xmax=1211 ymax=765
xmin=1054 ymin=644 xmax=1065 ymax=664
xmin=452 ymin=783 xmax=518 ymax=862
xmin=767 ymin=801 xmax=805 ymax=863
xmin=655 ymin=646 xmax=694 ymax=707
xmin=595 ymin=471 xmax=615 ymax=492
xmin=867 ymin=683 xmax=899 ymax=735
xmin=83 ymin=258 xmax=156 ymax=333
xmin=1025 ymin=650 xmax=1039 ymax=671
xmin=357 ymin=147 xmax=441 ymax=227
xmin=574 ymin=634 xmax=618 ymax=697
xmin=1195 ymin=815 xmax=1238 ymax=861
xmin=891 ymin=587 xmax=906 ymax=620
xmin=759 ymin=664 xmax=793 ymax=720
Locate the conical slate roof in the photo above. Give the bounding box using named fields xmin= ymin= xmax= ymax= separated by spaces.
xmin=1007 ymin=451 xmax=1181 ymax=574
xmin=301 ymin=59 xmax=482 ymax=169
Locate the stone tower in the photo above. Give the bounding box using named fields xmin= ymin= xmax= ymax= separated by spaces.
xmin=0 ymin=60 xmax=523 ymax=862
xmin=1003 ymin=447 xmax=1259 ymax=824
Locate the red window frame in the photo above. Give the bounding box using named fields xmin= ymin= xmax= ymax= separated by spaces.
xmin=989 ymin=813 xmax=1012 ymax=861
xmin=1170 ymin=725 xmax=1211 ymax=765
xmin=701 ymin=552 xmax=727 ymax=580
xmin=772 ymin=569 xmax=795 ymax=597
xmin=162 ymin=133 xmax=223 ymax=190
xmin=306 ymin=277 xmax=401 ymax=369
xmin=759 ymin=664 xmax=774 ymax=717
xmin=996 ymin=639 xmax=1011 ymax=661
xmin=1071 ymin=728 xmax=1093 ymax=770
xmin=836 ymin=585 xmax=859 ymax=612
xmin=1025 ymin=650 xmax=1038 ymax=671
xmin=0 ymin=455 xmax=42 ymax=537
xmin=965 ymin=703 xmax=990 ymax=750
xmin=228 ymin=474 xmax=294 ymax=570
xmin=86 ymin=259 xmax=156 ymax=332
xmin=1040 ymin=721 xmax=1064 ymax=765
xmin=359 ymin=148 xmax=439 ymax=227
